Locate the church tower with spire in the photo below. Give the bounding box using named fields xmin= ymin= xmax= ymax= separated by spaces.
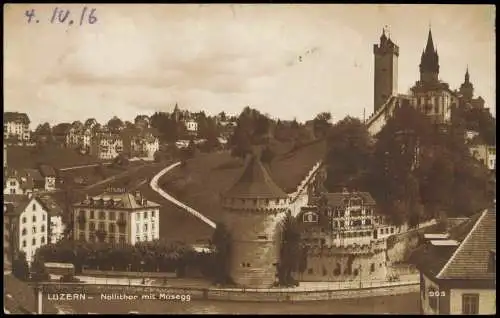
xmin=373 ymin=27 xmax=399 ymax=113
xmin=459 ymin=67 xmax=474 ymax=102
xmin=419 ymin=27 xmax=440 ymax=83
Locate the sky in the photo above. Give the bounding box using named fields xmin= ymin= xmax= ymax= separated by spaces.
xmin=4 ymin=4 xmax=496 ymax=128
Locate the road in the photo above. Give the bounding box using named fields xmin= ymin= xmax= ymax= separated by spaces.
xmin=150 ymin=161 xmax=216 ymax=229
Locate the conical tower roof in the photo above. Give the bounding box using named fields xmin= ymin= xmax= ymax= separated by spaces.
xmin=223 ymin=153 xmax=288 ymax=199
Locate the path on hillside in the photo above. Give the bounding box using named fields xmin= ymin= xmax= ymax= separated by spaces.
xmin=58 ymin=162 xmax=112 ymax=172
xmin=150 ymin=162 xmax=216 ymax=229
xmin=81 ymin=164 xmax=148 ymax=191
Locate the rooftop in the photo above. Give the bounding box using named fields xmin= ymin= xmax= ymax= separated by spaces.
xmin=412 ymin=207 xmax=496 ymax=281
xmin=3 ymin=112 xmax=30 ymax=124
xmin=321 ymin=191 xmax=376 ymax=207
xmin=223 ymin=153 xmax=288 ymax=199
xmin=74 ymin=190 xmax=161 ymax=210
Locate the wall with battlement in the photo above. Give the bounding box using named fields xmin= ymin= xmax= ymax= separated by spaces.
xmin=296 ymin=248 xmax=387 ymax=282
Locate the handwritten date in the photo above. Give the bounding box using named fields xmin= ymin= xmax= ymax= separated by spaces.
xmin=25 ymin=7 xmax=97 ymax=26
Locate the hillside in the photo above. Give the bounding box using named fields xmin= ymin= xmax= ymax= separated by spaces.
xmin=5 ymin=145 xmax=102 ymax=170
xmin=159 ymin=139 xmax=327 ymax=224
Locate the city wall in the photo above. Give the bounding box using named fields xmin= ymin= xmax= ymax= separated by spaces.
xmin=38 ymin=281 xmax=419 ymax=302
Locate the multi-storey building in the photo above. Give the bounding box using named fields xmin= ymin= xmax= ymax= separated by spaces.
xmin=4 ymin=194 xmax=50 ymax=264
xmin=469 ymin=144 xmax=496 ymax=171
xmin=72 ymin=189 xmax=160 ymax=245
xmin=66 ymin=124 xmax=93 ymax=152
xmin=413 ymin=207 xmax=495 ymax=315
xmin=122 ymin=128 xmax=159 ymax=159
xmin=37 ymin=194 xmax=65 ymax=244
xmin=297 ymin=190 xmax=389 ymax=282
xmin=39 ymin=165 xmax=57 ymax=192
xmin=4 ymin=112 xmax=31 ymax=142
xmin=90 ymin=133 xmax=124 ymax=160
xmin=3 ymin=168 xmax=47 ymax=195
xmin=185 ymin=120 xmax=198 ymax=137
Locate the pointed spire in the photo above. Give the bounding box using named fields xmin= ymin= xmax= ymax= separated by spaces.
xmin=425 ymin=26 xmax=435 ymax=54
xmin=465 ymin=65 xmax=470 ymax=82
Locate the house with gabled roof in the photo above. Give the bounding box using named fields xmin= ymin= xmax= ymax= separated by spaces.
xmin=412 ymin=207 xmax=496 ymax=315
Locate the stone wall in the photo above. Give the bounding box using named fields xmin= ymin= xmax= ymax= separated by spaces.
xmin=296 ymin=249 xmax=387 ymax=282
xmin=386 ymin=220 xmax=438 ymax=264
xmin=223 ymin=207 xmax=288 ymax=288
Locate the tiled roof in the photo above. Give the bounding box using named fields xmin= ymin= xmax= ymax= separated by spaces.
xmin=39 ymin=165 xmax=56 ymax=177
xmin=36 ymin=194 xmax=64 ymax=216
xmin=4 ymin=169 xmax=35 ymax=190
xmin=24 ymin=169 xmax=44 ymax=181
xmin=3 ymin=112 xmax=30 ymax=124
xmin=322 ymin=191 xmax=376 ymax=207
xmin=3 ymin=194 xmax=34 ymax=216
xmin=412 ymin=209 xmax=494 ymax=280
xmin=73 ymin=191 xmax=160 ymax=210
xmin=437 ymin=207 xmax=496 ymax=280
xmin=223 ymin=154 xmax=288 ymax=199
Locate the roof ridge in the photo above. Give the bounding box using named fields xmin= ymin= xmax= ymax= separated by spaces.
xmin=436 ymin=208 xmax=488 ymax=279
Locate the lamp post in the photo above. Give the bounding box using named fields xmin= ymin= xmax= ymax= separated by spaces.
xmin=140 ymin=261 xmax=145 ymax=285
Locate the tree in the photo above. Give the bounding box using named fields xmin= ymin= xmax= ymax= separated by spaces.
xmin=12 ymin=251 xmax=30 ymax=281
xmin=324 ymin=116 xmax=373 ymax=191
xmin=30 ymin=256 xmax=50 ymax=282
xmin=313 ymin=112 xmax=332 ymax=139
xmin=277 ymin=213 xmax=301 ymax=286
xmin=211 ymin=223 xmax=233 ymax=285
xmin=107 ymin=116 xmax=124 ymax=133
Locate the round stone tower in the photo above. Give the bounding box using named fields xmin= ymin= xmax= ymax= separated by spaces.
xmin=221 ymin=153 xmax=290 ymax=288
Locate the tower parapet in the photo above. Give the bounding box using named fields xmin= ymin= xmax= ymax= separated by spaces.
xmin=373 ymin=28 xmax=399 ymax=113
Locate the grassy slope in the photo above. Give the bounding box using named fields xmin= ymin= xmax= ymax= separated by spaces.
xmin=158 ymin=139 xmax=327 ymax=226
xmin=6 ymin=145 xmax=102 ymax=170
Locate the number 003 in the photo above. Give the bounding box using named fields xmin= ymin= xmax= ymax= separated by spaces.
xmin=429 ymin=291 xmax=446 ymax=297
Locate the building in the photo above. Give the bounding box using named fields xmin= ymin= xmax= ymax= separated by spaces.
xmin=134 ymin=115 xmax=150 ymax=130
xmin=4 ymin=112 xmax=31 ymax=142
xmin=373 ymin=27 xmax=399 ymax=113
xmin=4 ymin=169 xmax=36 ymax=196
xmin=66 ymin=124 xmax=93 ymax=152
xmin=458 ymin=67 xmax=486 ymax=110
xmin=4 ymin=194 xmax=50 ymax=264
xmin=412 ymin=207 xmax=496 ymax=315
xmin=37 ymin=194 xmax=65 ymax=244
xmin=185 ymin=120 xmax=198 ymax=137
xmin=220 ymin=153 xmax=290 ymax=288
xmin=39 ymin=165 xmax=57 ymax=192
xmin=72 ymin=188 xmax=160 ymax=245
xmin=296 ymin=190 xmax=389 ymax=282
xmin=469 ymin=144 xmax=496 ymax=171
xmin=90 ymin=133 xmax=124 ymax=160
xmin=122 ymin=128 xmax=159 ymax=159
xmin=407 ymin=28 xmax=460 ymax=125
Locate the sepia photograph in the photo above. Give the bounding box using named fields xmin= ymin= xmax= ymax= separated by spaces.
xmin=3 ymin=3 xmax=496 ymax=315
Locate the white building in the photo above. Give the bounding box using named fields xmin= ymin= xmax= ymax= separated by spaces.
xmin=72 ymin=188 xmax=160 ymax=245
xmin=469 ymin=144 xmax=496 ymax=171
xmin=39 ymin=165 xmax=57 ymax=192
xmin=4 ymin=195 xmax=50 ymax=264
xmin=185 ymin=120 xmax=198 ymax=136
xmin=37 ymin=195 xmax=65 ymax=244
xmin=91 ymin=133 xmax=124 ymax=160
xmin=414 ymin=208 xmax=496 ymax=315
xmin=4 ymin=112 xmax=31 ymax=142
xmin=123 ymin=129 xmax=159 ymax=159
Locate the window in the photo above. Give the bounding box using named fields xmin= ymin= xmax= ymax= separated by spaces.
xmin=32 ymin=204 xmax=36 ymax=211
xmin=257 ymin=235 xmax=267 ymax=240
xmin=42 ymin=214 xmax=46 ymax=221
xmin=136 ymin=235 xmax=140 ymax=242
xmin=109 ymin=223 xmax=115 ymax=233
xmin=32 ymin=226 xmax=36 ymax=234
xmin=22 ymin=217 xmax=26 ymax=224
xmin=32 ymin=215 xmax=36 ymax=222
xmin=90 ymin=210 xmax=95 ymax=219
xmin=151 ymin=211 xmax=155 ymax=218
xmin=144 ymin=224 xmax=148 ymax=232
xmin=370 ymin=263 xmax=375 ymax=273
xmin=21 ymin=228 xmax=27 ymax=236
xmin=41 ymin=236 xmax=45 ymax=244
xmin=307 ymin=268 xmax=313 ymax=274
xmin=99 ymin=211 xmax=105 ymax=220
xmin=41 ymin=225 xmax=45 ymax=232
xmin=462 ymin=294 xmax=479 ymax=314
xmin=144 ymin=211 xmax=148 ymax=219
xmin=89 ymin=222 xmax=95 ymax=231
xmin=109 ymin=211 xmax=115 ymax=221
xmin=22 ymin=240 xmax=26 ymax=248
xmin=32 ymin=238 xmax=36 ymax=245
